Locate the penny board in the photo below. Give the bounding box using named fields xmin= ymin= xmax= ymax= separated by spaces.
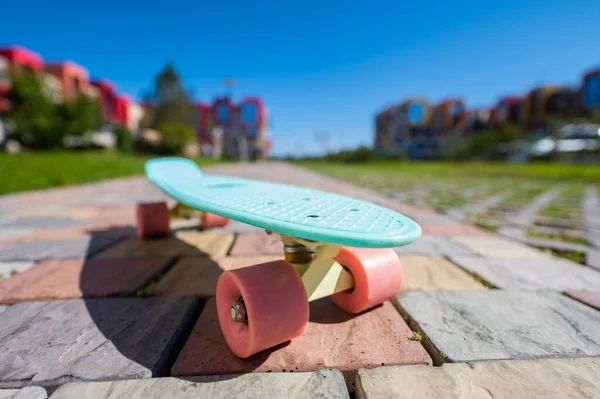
xmin=145 ymin=157 xmax=421 ymax=248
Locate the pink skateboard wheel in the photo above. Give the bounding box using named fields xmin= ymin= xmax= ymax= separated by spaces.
xmin=332 ymin=247 xmax=403 ymax=314
xmin=216 ymin=260 xmax=309 ymax=358
xmin=201 ymin=212 xmax=231 ymax=228
xmin=135 ymin=202 xmax=170 ymax=239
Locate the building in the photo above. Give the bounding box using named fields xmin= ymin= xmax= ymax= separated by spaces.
xmin=0 ymin=45 xmax=44 ymax=73
xmin=239 ymin=96 xmax=269 ymax=160
xmin=0 ymin=55 xmax=10 ymax=114
xmin=194 ymin=102 xmax=212 ymax=154
xmin=432 ymin=98 xmax=467 ymax=133
xmin=393 ymin=98 xmax=436 ymax=158
xmin=491 ymin=96 xmax=522 ymax=125
xmin=521 ymin=86 xmax=572 ymax=130
xmin=374 ymin=107 xmax=394 ymax=156
xmin=44 ymin=61 xmax=89 ymax=102
xmin=581 ymin=68 xmax=600 ymax=113
xmin=91 ymin=79 xmax=119 ymax=123
xmin=127 ymin=102 xmax=145 ymax=133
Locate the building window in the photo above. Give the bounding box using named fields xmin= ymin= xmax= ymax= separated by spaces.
xmin=585 ymin=76 xmax=600 ymax=109
xmin=408 ymin=103 xmax=424 ymax=125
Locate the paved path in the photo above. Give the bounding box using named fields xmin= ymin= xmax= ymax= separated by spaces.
xmin=1 ymin=162 xmax=599 ymax=398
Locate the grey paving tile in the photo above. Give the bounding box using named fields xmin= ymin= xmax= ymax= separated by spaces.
xmin=395 ymin=290 xmax=600 ymax=364
xmin=0 ymin=386 xmax=47 ymax=399
xmin=394 ymin=236 xmax=473 ymax=257
xmin=0 ymin=297 xmax=200 ymax=389
xmin=449 ymin=255 xmax=600 ymax=291
xmin=451 ymin=236 xmax=549 ymax=258
xmin=356 ymin=357 xmax=600 ymax=399
xmin=0 ymin=234 xmax=123 ymax=262
xmin=508 ymin=187 xmax=562 ymax=228
xmin=0 ymin=217 xmax=87 ymax=229
xmin=49 ymin=369 xmax=349 ymax=399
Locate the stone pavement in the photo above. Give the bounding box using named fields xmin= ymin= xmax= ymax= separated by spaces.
xmin=1 ymin=161 xmax=600 ymax=398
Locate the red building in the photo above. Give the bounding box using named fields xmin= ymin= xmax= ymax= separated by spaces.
xmin=91 ymin=79 xmax=119 ymax=123
xmin=44 ymin=61 xmax=89 ymax=102
xmin=239 ymin=96 xmax=266 ymax=136
xmin=432 ymin=98 xmax=466 ymax=133
xmin=0 ymin=46 xmax=44 ymax=113
xmin=212 ymin=96 xmax=235 ymax=127
xmin=0 ymin=45 xmax=44 ymax=73
xmin=114 ymin=95 xmax=130 ymax=126
xmin=195 ymin=102 xmax=212 ymax=143
xmin=491 ymin=96 xmax=522 ymax=125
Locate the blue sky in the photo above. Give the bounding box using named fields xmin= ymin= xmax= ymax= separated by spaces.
xmin=2 ymin=0 xmax=599 ymax=156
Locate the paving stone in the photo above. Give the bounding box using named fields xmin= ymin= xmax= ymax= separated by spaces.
xmin=449 ymin=255 xmax=600 ymax=291
xmin=0 ymin=234 xmax=123 ymax=262
xmin=0 ymin=297 xmax=200 ymax=389
xmin=10 ymin=206 xmax=99 ymax=221
xmin=451 ymin=235 xmax=547 ymax=258
xmin=49 ymin=369 xmax=349 ymax=399
xmin=153 ymin=255 xmax=280 ymax=297
xmin=420 ymin=222 xmax=490 ymax=236
xmin=588 ymin=249 xmax=600 ymax=270
xmin=0 ymin=262 xmax=35 ymax=280
xmin=228 ymin=232 xmax=284 ymax=256
xmin=399 ymin=256 xmax=486 ymax=292
xmin=0 ymin=217 xmax=87 ymax=229
xmin=0 ymin=386 xmax=47 ymax=399
xmin=394 ymin=236 xmax=473 ymax=257
xmin=93 ymin=232 xmax=233 ymax=259
xmin=447 ymin=192 xmax=508 ymax=222
xmin=565 ymin=291 xmax=600 ymax=312
xmin=0 ymin=258 xmax=172 ymax=304
xmin=395 ymin=290 xmax=600 ymax=364
xmin=508 ymin=187 xmax=562 ymax=228
xmin=172 ymin=298 xmax=431 ymax=382
xmin=356 ymin=357 xmax=600 ymax=399
xmin=0 ymin=228 xmax=34 ymax=240
xmin=175 ymin=231 xmax=235 ymax=256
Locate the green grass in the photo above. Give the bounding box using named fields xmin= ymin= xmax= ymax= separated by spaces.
xmin=528 ymin=231 xmax=588 ymax=245
xmin=297 ymin=160 xmax=600 ymax=182
xmin=0 ymin=151 xmax=219 ymax=195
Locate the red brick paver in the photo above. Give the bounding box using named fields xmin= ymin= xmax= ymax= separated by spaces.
xmin=172 ymin=298 xmax=432 ymax=384
xmin=0 ymin=257 xmax=171 ymax=304
xmin=153 ymin=255 xmax=280 ymax=297
xmin=565 ymin=291 xmax=600 ymax=311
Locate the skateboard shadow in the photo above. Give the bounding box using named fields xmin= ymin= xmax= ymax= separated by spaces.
xmin=77 ymin=225 xmax=374 ymax=384
xmin=79 ymin=226 xmax=229 ymax=379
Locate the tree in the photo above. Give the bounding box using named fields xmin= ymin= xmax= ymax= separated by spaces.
xmin=146 ymin=63 xmax=195 ymax=129
xmin=57 ymin=94 xmax=103 ymax=137
xmin=159 ymin=123 xmax=196 ymax=154
xmin=5 ymin=69 xmax=63 ymax=149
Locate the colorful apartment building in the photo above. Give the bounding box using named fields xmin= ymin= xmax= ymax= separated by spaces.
xmin=199 ymin=96 xmax=270 ymax=160
xmin=581 ymin=68 xmax=600 ymax=112
xmin=491 ymin=96 xmax=522 ymax=125
xmin=44 ymin=61 xmax=89 ymax=102
xmin=0 ymin=45 xmax=44 ymax=73
xmin=239 ymin=96 xmax=269 ymax=159
xmin=432 ymin=98 xmax=466 ymax=133
xmin=521 ymin=86 xmax=573 ymax=129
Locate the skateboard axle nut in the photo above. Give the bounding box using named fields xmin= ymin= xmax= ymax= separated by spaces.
xmin=230 ymin=299 xmax=247 ymax=323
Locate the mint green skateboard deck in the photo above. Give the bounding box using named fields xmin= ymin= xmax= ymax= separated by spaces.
xmin=145 ymin=157 xmax=421 ymax=248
